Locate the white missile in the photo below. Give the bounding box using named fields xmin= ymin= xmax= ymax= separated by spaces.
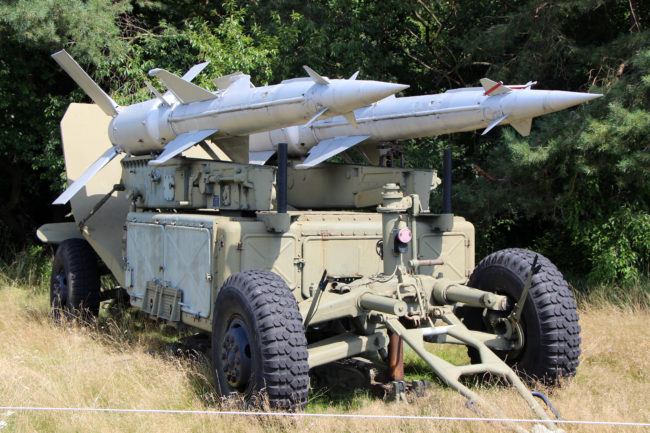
xmin=51 ymin=50 xmax=408 ymax=204
xmin=249 ymin=78 xmax=602 ymax=168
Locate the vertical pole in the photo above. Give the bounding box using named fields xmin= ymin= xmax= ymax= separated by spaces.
xmin=387 ymin=330 xmax=404 ymax=381
xmin=277 ymin=142 xmax=288 ymax=214
xmin=442 ymin=149 xmax=452 ymax=214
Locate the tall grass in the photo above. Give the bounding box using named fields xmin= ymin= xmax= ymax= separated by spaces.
xmin=0 ymin=245 xmax=52 ymax=291
xmin=571 ymin=276 xmax=650 ymax=309
xmin=1 ymin=249 xmax=648 ymax=432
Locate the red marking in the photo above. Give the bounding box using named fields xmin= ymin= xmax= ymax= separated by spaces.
xmin=484 ymin=81 xmax=503 ymax=95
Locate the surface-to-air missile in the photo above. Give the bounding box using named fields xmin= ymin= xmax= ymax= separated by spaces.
xmin=51 ymin=50 xmax=408 ymax=204
xmin=248 ymin=78 xmax=602 ymax=167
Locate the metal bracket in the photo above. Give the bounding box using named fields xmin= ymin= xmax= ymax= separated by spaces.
xmin=512 ymin=255 xmax=541 ymax=322
xmin=142 ymin=280 xmax=182 ymax=322
xmin=77 ymin=184 xmax=125 ymax=229
xmin=303 ymin=270 xmax=328 ymax=328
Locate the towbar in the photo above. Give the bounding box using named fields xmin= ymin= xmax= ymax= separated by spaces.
xmin=359 ymin=293 xmax=408 ymax=316
xmin=432 ymin=280 xmax=509 ymax=311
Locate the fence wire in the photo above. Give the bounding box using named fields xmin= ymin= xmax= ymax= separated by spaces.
xmin=1 ymin=406 xmax=648 ymax=428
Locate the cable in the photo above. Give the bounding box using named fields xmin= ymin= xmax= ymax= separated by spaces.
xmin=0 ymin=406 xmax=648 ymax=427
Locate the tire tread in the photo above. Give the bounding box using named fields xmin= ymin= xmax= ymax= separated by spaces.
xmin=212 ymin=270 xmax=309 ymax=410
xmin=467 ymin=248 xmax=581 ymax=383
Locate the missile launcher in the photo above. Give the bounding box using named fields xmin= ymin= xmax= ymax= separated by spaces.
xmin=38 ymin=52 xmax=586 ymax=433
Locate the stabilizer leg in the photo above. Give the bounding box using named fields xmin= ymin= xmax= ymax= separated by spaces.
xmin=385 ymin=316 xmax=560 ymax=433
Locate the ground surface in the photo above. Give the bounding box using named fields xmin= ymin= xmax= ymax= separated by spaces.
xmin=0 ymin=284 xmax=648 ymax=433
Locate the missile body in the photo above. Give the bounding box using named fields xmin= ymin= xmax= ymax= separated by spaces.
xmin=108 ymin=71 xmax=407 ymax=156
xmin=249 ymin=79 xmax=602 ymax=168
xmin=51 ymin=50 xmax=407 ymax=204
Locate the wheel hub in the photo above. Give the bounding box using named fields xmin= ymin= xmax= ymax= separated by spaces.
xmin=484 ymin=308 xmax=525 ymax=353
xmin=52 ymin=273 xmax=68 ymax=307
xmin=220 ymin=319 xmax=252 ymax=389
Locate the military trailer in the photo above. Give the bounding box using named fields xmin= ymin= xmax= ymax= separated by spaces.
xmin=37 ymin=100 xmax=582 ymax=432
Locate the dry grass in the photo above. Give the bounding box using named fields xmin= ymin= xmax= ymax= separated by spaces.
xmin=0 ymin=283 xmax=648 ymax=433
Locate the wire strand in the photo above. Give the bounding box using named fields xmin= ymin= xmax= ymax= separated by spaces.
xmin=0 ymin=406 xmax=648 ymax=427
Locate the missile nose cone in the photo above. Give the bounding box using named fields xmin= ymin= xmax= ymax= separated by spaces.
xmin=362 ymin=81 xmax=409 ymax=102
xmin=309 ymin=79 xmax=409 ymax=117
xmin=547 ymin=91 xmax=603 ymax=112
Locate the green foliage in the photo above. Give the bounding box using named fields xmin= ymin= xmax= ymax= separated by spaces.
xmin=584 ymin=207 xmax=650 ymax=284
xmin=0 ymin=245 xmax=52 ymax=290
xmin=0 ymin=0 xmax=132 ymax=257
xmin=0 ymin=0 xmax=131 ymax=64
xmin=0 ymin=0 xmax=277 ymax=258
xmin=417 ymin=0 xmax=650 ymax=285
xmin=0 ymin=0 xmax=648 ymax=289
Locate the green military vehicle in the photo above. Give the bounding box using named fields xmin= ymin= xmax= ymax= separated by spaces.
xmin=38 ymin=102 xmax=580 ymax=432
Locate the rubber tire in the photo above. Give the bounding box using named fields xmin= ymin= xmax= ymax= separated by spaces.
xmin=50 ymin=238 xmax=101 ymax=319
xmin=211 ymin=270 xmax=309 ymax=410
xmin=461 ymin=248 xmax=581 ymax=384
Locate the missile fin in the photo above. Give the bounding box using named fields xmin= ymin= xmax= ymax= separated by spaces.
xmin=213 ymin=136 xmax=250 ymax=164
xmin=148 ymin=129 xmax=218 ymax=165
xmin=149 ymin=68 xmax=216 ymax=104
xmin=160 ymin=61 xmax=211 ymax=103
xmin=303 ymin=66 xmax=331 ymax=85
xmin=305 ymin=107 xmax=328 ymax=127
xmin=349 ymin=71 xmax=360 ymax=80
xmin=53 ymin=147 xmax=119 ymax=205
xmin=249 ymin=150 xmax=276 ymax=165
xmin=482 ymin=113 xmax=510 ymax=135
xmin=480 ymin=78 xmax=512 ymax=96
xmin=342 ymin=112 xmax=358 ymax=128
xmin=296 ymin=135 xmax=370 ymax=169
xmin=227 ymin=76 xmax=253 ymax=91
xmin=181 ymin=61 xmax=210 ymax=82
xmin=214 ymin=72 xmax=253 ymax=90
xmin=51 ymin=50 xmax=120 ymax=117
xmin=145 ymin=81 xmax=170 ymax=107
xmin=510 ymin=118 xmax=532 ymax=136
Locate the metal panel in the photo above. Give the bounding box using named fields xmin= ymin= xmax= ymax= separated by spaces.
xmin=126 ymin=222 xmax=164 ymax=301
xmin=418 ymin=232 xmax=468 ymax=282
xmin=241 ymin=234 xmax=298 ymax=289
xmin=302 ymin=236 xmax=383 ymax=290
xmin=62 ymin=104 xmax=129 ymax=286
xmin=163 ymin=225 xmax=212 ymax=317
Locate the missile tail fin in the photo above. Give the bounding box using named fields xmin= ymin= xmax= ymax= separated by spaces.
xmin=148 ymin=129 xmax=218 ymax=165
xmin=303 ymin=66 xmax=331 ymax=85
xmin=214 ymin=72 xmax=253 ymax=90
xmin=511 ymin=118 xmax=532 ymax=136
xmin=480 ymin=78 xmax=512 ymax=96
xmin=51 ymin=50 xmax=120 ymax=117
xmin=149 ymin=68 xmax=217 ymax=104
xmin=181 ymin=61 xmax=210 ymax=82
xmin=53 ymin=147 xmax=119 ymax=205
xmin=213 ymin=136 xmax=249 ymax=164
xmin=296 ymin=135 xmax=370 ymax=169
xmin=349 ymin=71 xmax=360 ymax=80
xmin=145 ymin=81 xmax=170 ymax=107
xmin=482 ymin=113 xmax=510 ymax=135
xmin=249 ymin=150 xmax=276 ymax=165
